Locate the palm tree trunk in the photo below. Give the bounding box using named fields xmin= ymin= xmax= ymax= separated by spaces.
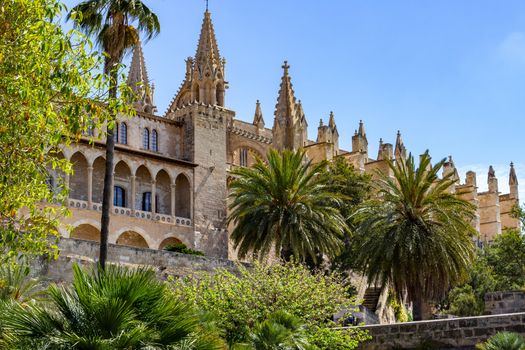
xmin=99 ymin=63 xmax=118 ymax=270
xmin=412 ymin=293 xmax=424 ymax=321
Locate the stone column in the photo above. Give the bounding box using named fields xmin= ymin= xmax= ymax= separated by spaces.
xmin=171 ymin=183 xmax=176 ymax=217
xmin=151 ymin=180 xmax=156 ymax=215
xmin=87 ymin=166 xmax=93 ymax=208
xmin=130 ymin=175 xmax=136 ymax=214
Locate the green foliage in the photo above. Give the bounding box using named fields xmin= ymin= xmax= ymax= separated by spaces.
xmin=447 ymin=284 xmax=484 ymax=317
xmin=0 ymin=264 xmax=42 ymax=303
xmin=326 ymin=157 xmax=371 ymax=273
xmin=0 ymin=0 xmax=132 ymax=263
xmin=1 ymin=263 xmax=223 ymax=349
xmin=387 ymin=290 xmax=409 ymax=322
xmin=228 ymin=148 xmax=348 ymax=262
xmin=164 ymin=243 xmax=205 ymax=256
xmin=484 ymin=229 xmax=525 ymax=291
xmin=233 ymin=311 xmax=313 ymax=350
xmin=170 ymin=261 xmax=368 ymax=349
xmin=476 ymin=332 xmax=525 ymax=350
xmin=353 ymin=151 xmax=476 ymax=318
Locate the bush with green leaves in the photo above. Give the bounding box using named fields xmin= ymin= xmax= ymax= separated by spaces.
xmin=164 ymin=243 xmax=205 ymax=256
xmin=476 ymin=332 xmax=525 ymax=350
xmin=1 ymin=263 xmax=223 ymax=349
xmin=170 ymin=261 xmax=369 ymax=349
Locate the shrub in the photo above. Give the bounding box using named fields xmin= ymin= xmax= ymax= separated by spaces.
xmin=164 ymin=243 xmax=205 ymax=256
xmin=170 ymin=261 xmax=369 ymax=349
xmin=476 ymin=332 xmax=525 ymax=350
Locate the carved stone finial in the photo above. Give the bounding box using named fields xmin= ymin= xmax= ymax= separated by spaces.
xmin=282 ymin=60 xmax=290 ymax=75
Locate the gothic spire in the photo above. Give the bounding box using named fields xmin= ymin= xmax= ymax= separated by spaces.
xmin=274 ymin=61 xmax=298 ymax=124
xmin=195 ymin=10 xmax=221 ymax=69
xmin=395 ymin=130 xmax=407 ymax=160
xmin=328 ymin=111 xmax=336 ymax=129
xmin=358 ymin=119 xmax=366 ymax=137
xmin=510 ymin=162 xmax=518 ymax=186
xmin=253 ymin=100 xmax=265 ymax=128
xmin=127 ymin=40 xmax=156 ymax=113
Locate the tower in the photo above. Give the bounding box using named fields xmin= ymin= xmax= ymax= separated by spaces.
xmin=351 ymin=120 xmax=368 ymax=157
xmin=272 ymin=61 xmax=307 ymax=151
xmin=127 ymin=40 xmax=157 ymax=113
xmin=166 ymin=10 xmax=233 ymax=258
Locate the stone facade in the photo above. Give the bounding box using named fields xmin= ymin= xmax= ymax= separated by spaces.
xmin=485 ymin=291 xmax=525 ymax=315
xmin=357 ymin=312 xmax=525 ymax=349
xmin=49 ymin=10 xmax=520 ymax=260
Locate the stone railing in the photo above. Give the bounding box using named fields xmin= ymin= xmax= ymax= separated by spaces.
xmin=355 ymin=312 xmax=525 ymax=349
xmin=68 ymin=199 xmax=192 ymax=226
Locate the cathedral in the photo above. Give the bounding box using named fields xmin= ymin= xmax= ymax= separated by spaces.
xmin=52 ymin=10 xmax=520 ymax=259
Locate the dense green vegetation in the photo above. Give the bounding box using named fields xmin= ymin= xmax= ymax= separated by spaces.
xmin=164 ymin=243 xmax=205 ymax=256
xmin=170 ymin=261 xmax=369 ymax=349
xmin=476 ymin=332 xmax=525 ymax=350
xmin=352 ymin=151 xmax=476 ymax=320
xmin=228 ymin=149 xmax=348 ymax=262
xmin=0 ymin=0 xmax=132 ymax=264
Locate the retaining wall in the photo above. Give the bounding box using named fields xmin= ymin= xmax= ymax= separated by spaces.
xmin=31 ymin=238 xmax=238 ymax=284
xmin=356 ymin=312 xmax=525 ymax=349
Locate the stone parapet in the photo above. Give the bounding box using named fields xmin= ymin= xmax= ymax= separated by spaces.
xmin=485 ymin=291 xmax=525 ymax=315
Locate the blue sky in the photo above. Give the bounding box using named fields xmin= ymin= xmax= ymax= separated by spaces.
xmin=62 ymin=0 xmax=524 ymax=198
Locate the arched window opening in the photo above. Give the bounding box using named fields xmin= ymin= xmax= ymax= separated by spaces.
xmin=143 ymin=128 xmax=150 ymax=150
xmin=239 ymin=148 xmax=248 ymax=167
xmin=152 ymin=129 xmax=158 ymax=152
xmin=142 ymin=192 xmax=158 ymax=212
xmin=175 ymin=174 xmax=191 ymax=218
xmin=119 ymin=122 xmax=127 ymax=144
xmin=114 ymin=186 xmax=125 ymax=207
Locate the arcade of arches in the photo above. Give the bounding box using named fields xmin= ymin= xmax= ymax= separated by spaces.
xmin=63 ymin=152 xmax=192 ymax=219
xmin=69 ymin=223 xmax=185 ymax=250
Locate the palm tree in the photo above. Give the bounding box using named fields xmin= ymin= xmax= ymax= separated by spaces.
xmin=1 ymin=263 xmax=223 ymax=349
xmin=477 ymin=332 xmax=525 ymax=350
xmin=353 ymin=150 xmax=476 ymax=320
xmin=0 ymin=263 xmax=42 ymax=303
xmin=233 ymin=311 xmax=312 ymax=350
xmin=67 ymin=0 xmax=160 ymax=269
xmin=228 ymin=148 xmax=346 ymax=262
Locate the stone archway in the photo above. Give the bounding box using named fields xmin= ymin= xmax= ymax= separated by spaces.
xmin=155 ymin=169 xmax=171 ymax=215
xmin=70 ymin=152 xmax=89 ymax=200
xmin=175 ymin=174 xmax=191 ymax=218
xmin=71 ymin=224 xmax=100 ymax=242
xmin=116 ymin=231 xmax=149 ymax=249
xmin=159 ymin=237 xmax=183 ymax=250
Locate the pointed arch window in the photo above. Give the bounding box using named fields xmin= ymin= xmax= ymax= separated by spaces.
xmin=142 ymin=192 xmax=158 ymax=212
xmin=239 ymin=148 xmax=248 ymax=167
xmin=119 ymin=122 xmax=127 ymax=144
xmin=143 ymin=128 xmax=150 ymax=150
xmin=114 ymin=186 xmax=125 ymax=207
xmin=152 ymin=129 xmax=158 ymax=152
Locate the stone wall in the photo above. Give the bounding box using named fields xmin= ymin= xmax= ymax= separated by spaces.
xmin=32 ymin=238 xmax=238 ymax=285
xmin=356 ymin=312 xmax=525 ymax=349
xmin=485 ymin=291 xmax=525 ymax=315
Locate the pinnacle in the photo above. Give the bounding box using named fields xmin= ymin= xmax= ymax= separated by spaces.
xmin=195 ymin=10 xmax=221 ymax=68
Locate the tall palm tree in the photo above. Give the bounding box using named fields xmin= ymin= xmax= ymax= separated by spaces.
xmin=353 ymin=150 xmax=476 ymax=320
xmin=67 ymin=1 xmax=160 ymax=269
xmin=228 ymin=148 xmax=346 ymax=262
xmin=1 ymin=263 xmax=223 ymax=349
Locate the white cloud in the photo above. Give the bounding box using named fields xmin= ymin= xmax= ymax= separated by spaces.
xmin=498 ymin=32 xmax=525 ymax=65
xmin=456 ymin=162 xmax=525 ymax=204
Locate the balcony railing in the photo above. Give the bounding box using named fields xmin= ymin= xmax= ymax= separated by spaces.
xmin=67 ymin=198 xmax=192 ymax=227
